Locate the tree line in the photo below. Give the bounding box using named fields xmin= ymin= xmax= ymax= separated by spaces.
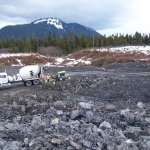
xmin=0 ymin=31 xmax=150 ymax=54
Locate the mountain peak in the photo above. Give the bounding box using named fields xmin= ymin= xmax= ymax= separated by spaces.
xmin=33 ymin=17 xmax=63 ymax=29
xmin=0 ymin=17 xmax=102 ymax=39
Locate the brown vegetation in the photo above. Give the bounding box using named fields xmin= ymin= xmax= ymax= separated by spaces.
xmin=0 ymin=48 xmax=150 ymax=66
xmin=38 ymin=46 xmax=63 ymax=56
xmin=0 ymin=48 xmax=11 ymax=53
xmin=0 ymin=53 xmax=55 ymax=66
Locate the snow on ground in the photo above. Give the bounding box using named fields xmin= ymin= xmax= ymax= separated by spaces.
xmin=0 ymin=46 xmax=150 ymax=66
xmin=95 ymin=46 xmax=150 ymax=55
xmin=16 ymin=59 xmax=23 ymax=66
xmin=0 ymin=53 xmax=31 ymax=58
xmin=55 ymin=57 xmax=91 ymax=66
xmin=55 ymin=57 xmax=64 ymax=65
xmin=65 ymin=57 xmax=91 ymax=66
xmin=110 ymin=46 xmax=150 ymax=55
xmin=45 ymin=62 xmax=54 ymax=67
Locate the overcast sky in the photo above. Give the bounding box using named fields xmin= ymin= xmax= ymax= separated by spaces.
xmin=0 ymin=0 xmax=149 ymax=36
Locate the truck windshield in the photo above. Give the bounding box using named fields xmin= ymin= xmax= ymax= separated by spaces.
xmin=0 ymin=75 xmax=6 ymax=78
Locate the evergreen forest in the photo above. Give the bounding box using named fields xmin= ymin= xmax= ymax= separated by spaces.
xmin=0 ymin=31 xmax=149 ymax=55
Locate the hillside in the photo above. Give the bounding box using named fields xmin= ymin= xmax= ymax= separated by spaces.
xmin=0 ymin=46 xmax=150 ymax=66
xmin=0 ymin=17 xmax=102 ymax=39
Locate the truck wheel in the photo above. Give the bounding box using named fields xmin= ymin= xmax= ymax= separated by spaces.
xmin=33 ymin=79 xmax=39 ymax=85
xmin=25 ymin=81 xmax=32 ymax=86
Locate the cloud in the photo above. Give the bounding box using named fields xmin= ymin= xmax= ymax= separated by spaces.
xmin=98 ymin=0 xmax=150 ymax=36
xmin=0 ymin=0 xmax=150 ymax=36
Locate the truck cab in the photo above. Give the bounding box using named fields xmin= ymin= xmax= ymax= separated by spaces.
xmin=51 ymin=70 xmax=67 ymax=81
xmin=0 ymin=72 xmax=9 ymax=87
xmin=57 ymin=71 xmax=67 ymax=81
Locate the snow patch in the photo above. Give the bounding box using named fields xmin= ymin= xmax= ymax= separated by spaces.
xmin=65 ymin=57 xmax=91 ymax=66
xmin=55 ymin=57 xmax=64 ymax=63
xmin=1 ymin=46 xmax=150 ymax=66
xmin=55 ymin=57 xmax=91 ymax=66
xmin=34 ymin=17 xmax=63 ymax=29
xmin=0 ymin=53 xmax=31 ymax=58
xmin=94 ymin=46 xmax=150 ymax=55
xmin=16 ymin=59 xmax=23 ymax=66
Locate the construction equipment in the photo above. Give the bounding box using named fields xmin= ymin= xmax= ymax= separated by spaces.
xmin=0 ymin=65 xmax=70 ymax=87
xmin=51 ymin=70 xmax=68 ymax=81
xmin=0 ymin=65 xmax=44 ymax=87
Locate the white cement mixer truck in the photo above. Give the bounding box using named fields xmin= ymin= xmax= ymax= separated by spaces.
xmin=0 ymin=65 xmax=44 ymax=87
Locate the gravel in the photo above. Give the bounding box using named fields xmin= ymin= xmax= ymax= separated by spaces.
xmin=0 ymin=62 xmax=150 ymax=149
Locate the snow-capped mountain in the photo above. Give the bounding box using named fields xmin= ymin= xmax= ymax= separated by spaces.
xmin=34 ymin=17 xmax=63 ymax=29
xmin=0 ymin=17 xmax=102 ymax=39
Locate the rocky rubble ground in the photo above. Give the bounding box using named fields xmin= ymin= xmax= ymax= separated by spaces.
xmin=0 ymin=62 xmax=150 ymax=150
